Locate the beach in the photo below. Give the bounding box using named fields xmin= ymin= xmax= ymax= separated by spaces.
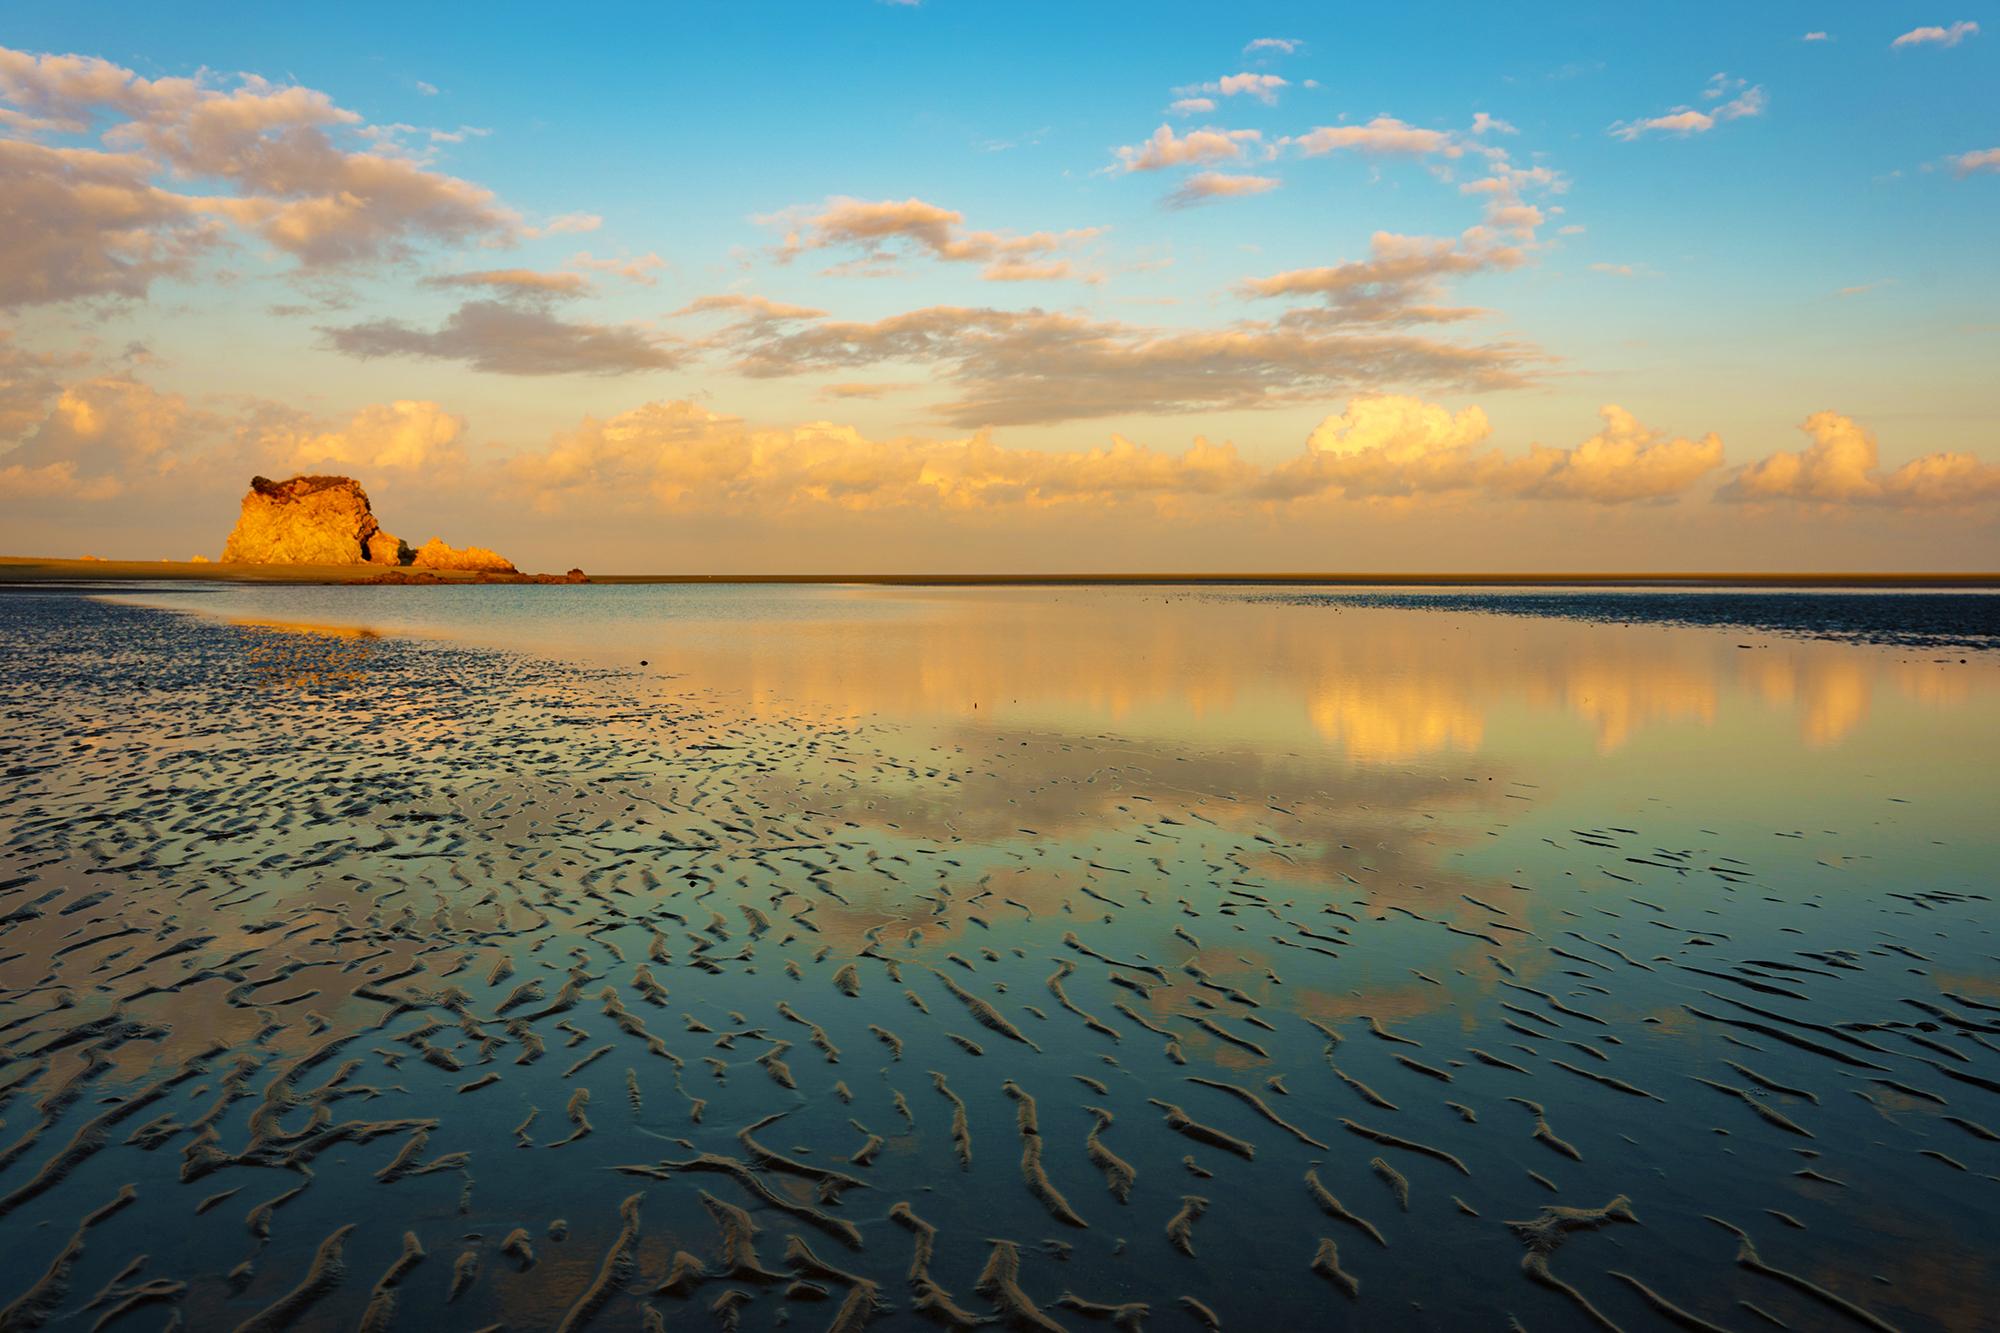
xmin=1 ymin=584 xmax=1996 ymax=1331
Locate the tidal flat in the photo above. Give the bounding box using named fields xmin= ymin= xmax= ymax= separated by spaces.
xmin=0 ymin=585 xmax=1995 ymax=1331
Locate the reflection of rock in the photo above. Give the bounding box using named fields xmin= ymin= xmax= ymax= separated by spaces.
xmin=223 ymin=475 xmax=389 ymax=564
xmin=411 ymin=537 xmax=516 ymax=574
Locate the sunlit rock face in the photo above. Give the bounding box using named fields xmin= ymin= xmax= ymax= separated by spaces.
xmin=221 ymin=475 xmax=391 ymax=564
xmin=410 ymin=537 xmax=516 ymax=573
xmin=220 ymin=475 xmax=510 ymax=570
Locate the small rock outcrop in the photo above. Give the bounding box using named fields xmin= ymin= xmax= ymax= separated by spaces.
xmin=220 ymin=475 xmax=518 ymax=574
xmin=411 ymin=538 xmax=516 ymax=574
xmin=222 ymin=475 xmax=407 ymax=565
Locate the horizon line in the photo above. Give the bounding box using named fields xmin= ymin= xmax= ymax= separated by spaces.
xmin=3 ymin=557 xmax=1998 ymax=589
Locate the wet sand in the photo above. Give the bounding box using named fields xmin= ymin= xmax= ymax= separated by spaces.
xmin=0 ymin=588 xmax=1994 ymax=1331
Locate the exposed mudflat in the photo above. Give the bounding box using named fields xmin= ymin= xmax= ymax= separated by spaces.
xmin=0 ymin=591 xmax=1994 ymax=1331
xmin=1259 ymin=588 xmax=2000 ymax=652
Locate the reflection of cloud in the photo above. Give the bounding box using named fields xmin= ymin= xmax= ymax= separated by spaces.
xmin=1307 ymin=676 xmax=1485 ymax=762
xmin=1738 ymin=653 xmax=1872 ymax=748
xmin=1537 ymin=658 xmax=1718 ymax=753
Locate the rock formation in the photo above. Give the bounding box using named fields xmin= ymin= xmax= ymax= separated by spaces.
xmin=222 ymin=475 xmax=405 ymax=565
xmin=411 ymin=538 xmax=515 ymax=573
xmin=220 ymin=475 xmax=520 ymax=574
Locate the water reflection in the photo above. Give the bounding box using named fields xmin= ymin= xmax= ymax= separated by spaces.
xmin=131 ymin=585 xmax=1995 ymax=765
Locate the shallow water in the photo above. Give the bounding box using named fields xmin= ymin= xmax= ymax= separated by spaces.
xmin=1 ymin=585 xmax=1995 ymax=1331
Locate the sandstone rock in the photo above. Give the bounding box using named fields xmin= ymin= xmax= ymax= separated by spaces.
xmin=222 ymin=475 xmax=383 ymax=564
xmin=411 ymin=537 xmax=517 ymax=573
xmin=366 ymin=531 xmax=410 ymax=565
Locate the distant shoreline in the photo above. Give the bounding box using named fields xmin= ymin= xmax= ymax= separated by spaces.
xmin=3 ymin=556 xmax=1997 ymax=589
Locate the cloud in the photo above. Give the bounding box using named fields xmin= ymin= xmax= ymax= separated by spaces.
xmin=767 ymin=196 xmax=1103 ymax=282
xmin=322 ymin=299 xmax=686 ymax=376
xmin=0 ymin=371 xmax=475 ymax=501
xmin=1891 ymin=21 xmax=1978 ymax=48
xmin=0 ymin=139 xmax=229 ymax=307
xmin=1610 ymin=83 xmax=1765 ymax=140
xmin=1720 ymin=411 xmax=2000 ymax=507
xmin=565 ymin=250 xmax=666 ymax=285
xmin=1169 ymin=97 xmax=1216 ymax=116
xmin=530 ymin=212 xmax=602 ymax=236
xmin=0 ymin=327 xmax=76 ymax=435
xmin=706 ymin=301 xmax=1539 ymax=428
xmin=1260 ymin=397 xmax=1722 ymax=503
xmin=1243 ymin=38 xmax=1301 ymax=57
xmin=0 ymin=373 xmax=210 ymax=498
xmin=818 ymin=382 xmax=908 ymax=400
xmin=1176 ymin=73 xmax=1288 ymax=106
xmin=276 ymin=399 xmax=467 ymax=472
xmin=1949 ymin=147 xmax=2000 ymax=176
xmin=1284 ymin=117 xmax=1470 ymax=159
xmin=1115 ymin=124 xmax=1261 ymax=171
xmin=1803 ymin=31 xmax=1830 ymax=42
xmin=0 ymin=44 xmax=519 ymax=302
xmin=1500 ymin=405 xmax=1724 ymax=502
xmin=1241 ymin=231 xmax=1526 ymax=324
xmin=423 ymin=268 xmax=591 ymax=296
xmin=1163 ymin=171 xmax=1281 ymax=208
xmin=1470 ymin=112 xmax=1517 ymax=136
xmin=506 ymin=399 xmax=1253 ymax=513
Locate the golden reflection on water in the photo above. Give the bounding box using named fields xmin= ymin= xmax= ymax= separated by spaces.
xmin=578 ymin=591 xmax=1990 ymax=766
xmin=178 ymin=588 xmax=1996 ymax=766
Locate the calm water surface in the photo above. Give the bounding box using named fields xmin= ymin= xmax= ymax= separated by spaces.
xmin=1 ymin=584 xmax=1992 ymax=1331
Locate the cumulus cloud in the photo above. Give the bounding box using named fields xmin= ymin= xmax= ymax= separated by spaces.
xmin=767 ymin=196 xmax=1103 ymax=282
xmin=1169 ymin=97 xmax=1217 ymax=116
xmin=1260 ymin=397 xmax=1721 ymax=503
xmin=506 ymin=399 xmax=1253 ymax=513
xmin=1243 ymin=38 xmax=1301 ymax=57
xmin=276 ymin=399 xmax=467 ymax=472
xmin=1719 ymin=411 xmax=2000 ymax=507
xmin=704 ymin=301 xmax=1538 ymax=427
xmin=322 ymin=300 xmax=686 ymax=376
xmin=0 ymin=374 xmax=211 ymax=498
xmin=1163 ymin=171 xmax=1281 ymax=208
xmin=1470 ymin=112 xmax=1517 ymax=136
xmin=1891 ymin=21 xmax=1978 ymax=48
xmin=1114 ymin=124 xmax=1261 ymax=171
xmin=1611 ymin=82 xmax=1765 ymax=140
xmin=0 ymin=45 xmax=519 ymax=305
xmin=1949 ymin=147 xmax=2000 ymax=176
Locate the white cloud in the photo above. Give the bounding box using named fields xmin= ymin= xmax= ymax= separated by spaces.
xmin=1891 ymin=21 xmax=1978 ymax=48
xmin=1115 ymin=124 xmax=1262 ymax=172
xmin=1610 ymin=83 xmax=1765 ymax=140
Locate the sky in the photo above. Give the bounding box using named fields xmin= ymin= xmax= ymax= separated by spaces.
xmin=1 ymin=1 xmax=1996 ymax=572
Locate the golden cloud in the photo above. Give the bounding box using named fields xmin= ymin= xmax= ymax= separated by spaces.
xmin=1720 ymin=411 xmax=2000 ymax=508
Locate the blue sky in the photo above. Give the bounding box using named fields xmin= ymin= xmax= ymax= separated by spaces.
xmin=1 ymin=2 xmax=1995 ymax=569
